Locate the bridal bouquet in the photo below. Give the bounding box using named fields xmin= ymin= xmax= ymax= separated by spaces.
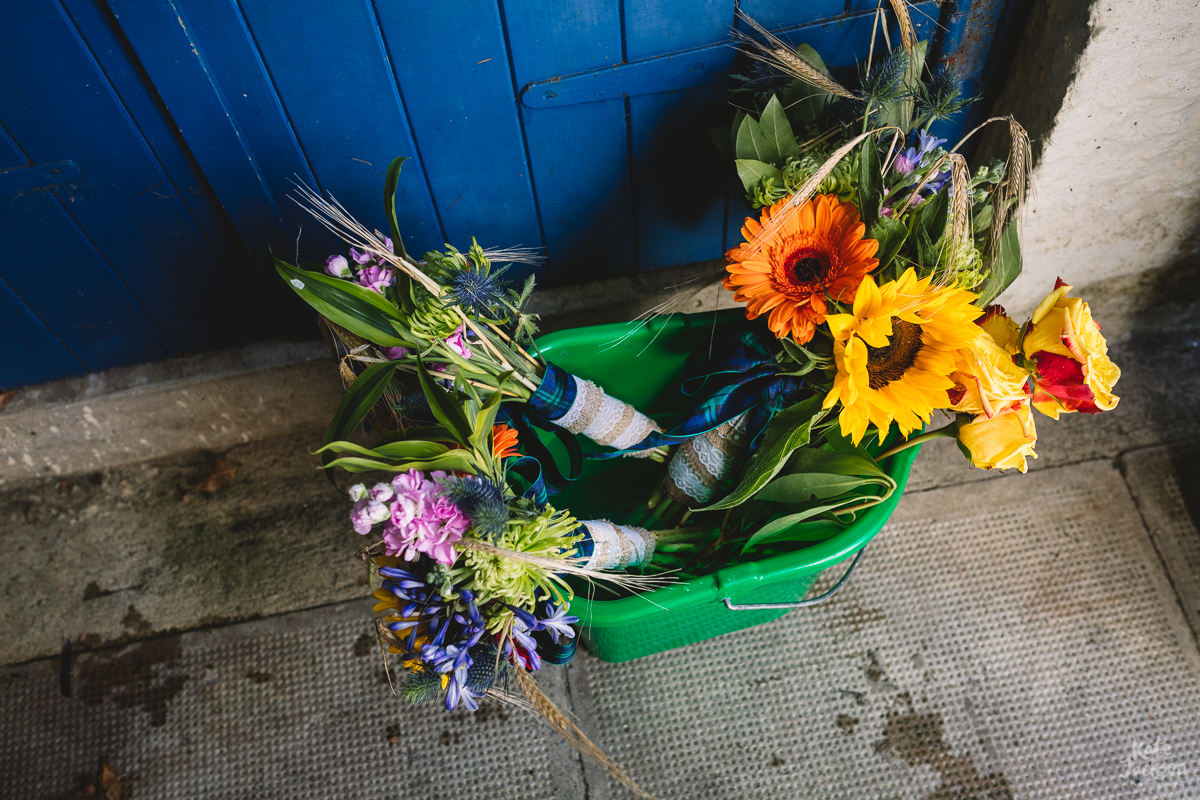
xmin=621 ymin=2 xmax=1122 ymax=561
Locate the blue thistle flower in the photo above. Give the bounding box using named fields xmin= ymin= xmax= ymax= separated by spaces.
xmin=442 ymin=476 xmax=509 ymax=541
xmin=443 ymin=258 xmax=510 ymax=321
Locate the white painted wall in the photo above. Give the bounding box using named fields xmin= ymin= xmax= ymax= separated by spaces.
xmin=998 ymin=0 xmax=1200 ymax=316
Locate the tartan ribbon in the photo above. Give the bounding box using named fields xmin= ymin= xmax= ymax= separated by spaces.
xmin=581 ymin=326 xmax=807 ymax=458
xmin=497 ymin=405 xmax=583 ymax=503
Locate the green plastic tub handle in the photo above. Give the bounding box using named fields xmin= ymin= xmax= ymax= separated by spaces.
xmin=721 ymin=548 xmax=865 ymax=610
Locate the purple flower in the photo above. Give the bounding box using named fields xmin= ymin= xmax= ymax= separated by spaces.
xmin=443 ymin=325 xmax=473 ymax=360
xmin=357 ymin=265 xmax=396 ymax=294
xmin=538 ymin=604 xmax=579 ymax=645
xmin=380 ymin=346 xmax=410 ymax=360
xmin=326 ymin=254 xmax=352 ymax=278
xmin=381 ymin=469 xmax=469 ymax=565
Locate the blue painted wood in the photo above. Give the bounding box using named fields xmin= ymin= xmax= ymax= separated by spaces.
xmin=105 ymin=0 xmax=339 ymax=336
xmin=738 ymin=0 xmax=844 ymax=32
xmin=624 ymin=0 xmax=731 ymax=60
xmin=62 ymin=0 xmax=271 ymax=336
xmin=2 ymin=0 xmax=257 ymax=361
xmin=0 ymin=0 xmax=1021 ymax=387
xmin=524 ymin=4 xmax=940 ymax=108
xmin=0 ymin=278 xmax=85 ymax=390
xmin=0 ymin=161 xmax=81 ymax=196
xmin=375 ymin=2 xmax=544 ymax=281
xmin=504 ymin=0 xmax=634 ymax=284
xmin=235 ymin=0 xmax=443 ymax=260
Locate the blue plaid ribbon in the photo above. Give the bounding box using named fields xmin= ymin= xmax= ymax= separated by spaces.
xmin=583 ymin=326 xmax=807 ymax=458
xmin=497 ymin=405 xmax=582 ymax=502
xmin=526 ymin=362 xmax=577 ymax=420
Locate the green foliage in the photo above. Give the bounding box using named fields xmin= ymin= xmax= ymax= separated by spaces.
xmin=736 ymin=160 xmax=784 ymax=195
xmin=858 ymin=134 xmax=883 ymax=228
xmin=318 ymin=360 xmax=400 ymax=484
xmin=740 ymin=443 xmax=895 ymax=554
xmin=701 ymin=396 xmax=828 ymax=511
xmin=869 ymin=215 xmax=908 ymax=277
xmin=758 ymin=96 xmax=798 ymax=163
xmin=382 ymin=156 xmax=410 ymax=261
xmin=975 ymin=223 xmax=1022 ymax=306
xmin=275 ymin=258 xmax=412 ymax=347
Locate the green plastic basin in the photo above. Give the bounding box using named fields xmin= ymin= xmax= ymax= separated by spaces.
xmin=537 ymin=309 xmax=919 ymax=663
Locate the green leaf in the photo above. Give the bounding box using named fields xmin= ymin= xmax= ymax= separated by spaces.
xmin=468 ymin=387 xmax=504 ymax=458
xmin=734 ymin=159 xmax=784 ymax=194
xmin=382 ymin=156 xmax=410 ymax=260
xmin=700 ymin=396 xmax=827 ymax=511
xmin=323 ymin=451 xmax=479 ymax=474
xmin=755 ymin=472 xmax=888 ymax=503
xmin=741 ymin=506 xmax=854 ymax=553
xmin=859 ymin=135 xmax=883 ymax=228
xmin=869 ymin=215 xmax=908 ymax=274
xmin=778 ymin=44 xmax=833 ymax=125
xmin=735 ymin=114 xmax=780 ymax=165
xmin=415 ymin=358 xmax=473 ymax=445
xmin=975 ymin=222 xmax=1022 ymax=306
xmin=730 ymin=109 xmax=747 ymax=159
xmin=759 ymin=96 xmax=798 ymax=162
xmin=275 ymin=258 xmax=411 ymax=347
xmin=319 ymin=361 xmax=399 ymax=485
xmin=787 ymin=446 xmax=894 ymax=484
xmin=371 ymin=440 xmax=451 ymax=460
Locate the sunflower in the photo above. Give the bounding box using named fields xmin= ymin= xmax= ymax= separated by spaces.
xmin=823 ymin=269 xmax=983 ymax=445
xmin=724 ymin=193 xmax=879 ymax=344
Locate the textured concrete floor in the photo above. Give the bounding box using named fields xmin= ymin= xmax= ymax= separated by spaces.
xmin=2 ymin=259 xmax=1199 ymax=798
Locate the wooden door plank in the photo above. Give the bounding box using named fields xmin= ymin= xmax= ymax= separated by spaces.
xmin=106 ymin=0 xmax=339 ymax=335
xmin=629 ymin=88 xmax=727 ymax=270
xmin=0 ymin=278 xmax=85 ymax=389
xmin=235 ymin=0 xmax=442 ymax=260
xmin=738 ymin=0 xmax=844 ymax=31
xmin=0 ymin=189 xmax=173 ymax=369
xmin=624 ymin=0 xmax=731 ymax=271
xmin=62 ymin=0 xmax=270 ymax=338
xmin=504 ymin=0 xmax=633 ymax=284
xmin=375 ymin=2 xmax=544 ymax=281
xmin=1 ymin=1 xmax=256 ymax=358
xmin=624 ymin=0 xmax=731 ymax=61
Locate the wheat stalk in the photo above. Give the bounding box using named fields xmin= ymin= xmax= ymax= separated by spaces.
xmin=733 ymin=9 xmax=856 ymax=100
xmin=887 ymin=0 xmax=917 ymax=54
xmin=515 ymin=669 xmax=657 ymax=799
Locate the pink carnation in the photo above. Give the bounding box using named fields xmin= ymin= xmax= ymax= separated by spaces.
xmin=381 ymin=470 xmax=469 ymax=565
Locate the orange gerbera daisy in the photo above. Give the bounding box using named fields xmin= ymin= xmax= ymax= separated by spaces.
xmin=491 ymin=423 xmax=519 ymax=460
xmin=724 ymin=193 xmax=879 ymax=344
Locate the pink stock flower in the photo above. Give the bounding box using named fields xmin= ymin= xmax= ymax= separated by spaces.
xmin=381 ymin=470 xmax=469 ymax=565
xmin=326 ymin=254 xmax=352 ymax=278
xmin=357 ymin=265 xmax=396 ymax=293
xmin=348 ymin=482 xmax=394 ymax=534
xmin=443 ymin=325 xmax=473 ymax=359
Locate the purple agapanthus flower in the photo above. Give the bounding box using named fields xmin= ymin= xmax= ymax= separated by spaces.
xmin=893 ymin=129 xmax=948 ymax=175
xmin=537 ymin=603 xmax=579 ymax=645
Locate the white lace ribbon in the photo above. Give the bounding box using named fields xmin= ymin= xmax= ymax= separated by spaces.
xmin=550 ymin=375 xmax=661 ymax=451
xmin=576 ymin=520 xmax=656 ymax=570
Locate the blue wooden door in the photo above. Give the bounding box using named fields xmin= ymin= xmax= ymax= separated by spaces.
xmin=0 ymin=0 xmax=1026 ymax=389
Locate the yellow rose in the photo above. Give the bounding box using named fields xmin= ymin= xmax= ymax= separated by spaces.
xmin=957 ymin=401 xmax=1038 ymax=473
xmin=949 ymin=325 xmax=1030 ymax=419
xmin=1022 ymin=279 xmax=1120 ymax=419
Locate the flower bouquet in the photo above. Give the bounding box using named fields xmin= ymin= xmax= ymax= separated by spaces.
xmin=608 ymin=2 xmax=1122 ymax=571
